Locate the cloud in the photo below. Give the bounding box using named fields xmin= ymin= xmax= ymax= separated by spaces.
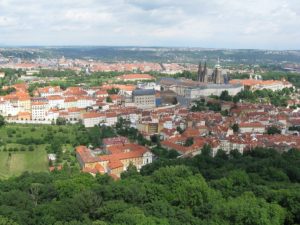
xmin=0 ymin=0 xmax=299 ymax=49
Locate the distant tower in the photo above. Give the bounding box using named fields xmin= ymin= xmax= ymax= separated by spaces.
xmin=203 ymin=61 xmax=208 ymax=83
xmin=214 ymin=58 xmax=222 ymax=84
xmin=197 ymin=62 xmax=202 ymax=82
xmin=197 ymin=61 xmax=208 ymax=83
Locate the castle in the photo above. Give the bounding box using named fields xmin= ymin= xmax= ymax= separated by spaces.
xmin=197 ymin=59 xmax=228 ymax=84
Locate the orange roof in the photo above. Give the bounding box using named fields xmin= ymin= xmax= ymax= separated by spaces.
xmin=68 ymin=107 xmax=82 ymax=113
xmin=64 ymin=87 xmax=87 ymax=96
xmin=117 ymin=74 xmax=155 ymax=81
xmin=230 ymin=79 xmax=283 ymax=86
xmin=182 ymin=128 xmax=201 ymax=137
xmin=76 ymin=146 xmax=99 ymax=163
xmin=95 ymin=90 xmax=108 ymax=95
xmin=109 ymin=94 xmax=122 ymax=101
xmin=108 ymin=160 xmax=123 ymax=169
xmin=240 ymin=122 xmax=265 ymax=128
xmin=102 ymin=84 xmax=136 ymax=92
xmin=82 ymin=112 xmax=105 ymax=119
xmin=95 ymin=163 xmax=105 ymax=173
xmin=100 ymin=144 xmax=148 ymax=162
xmin=106 ymin=112 xmax=117 ymax=118
xmin=18 ymin=112 xmax=31 ymax=116
xmin=31 ymin=102 xmax=47 ymax=106
xmin=64 ymin=96 xmax=77 ymax=102
xmin=47 ymin=95 xmax=64 ymax=100
xmin=38 ymin=86 xmax=61 ymax=94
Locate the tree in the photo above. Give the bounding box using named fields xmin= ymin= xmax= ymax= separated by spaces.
xmin=217 ymin=192 xmax=285 ymax=225
xmin=267 ymin=126 xmax=281 ymax=135
xmin=201 ymin=144 xmax=212 ymax=157
xmin=121 ymin=163 xmax=139 ymax=179
xmin=0 ymin=216 xmax=19 ymax=225
xmin=107 ymin=88 xmax=120 ymax=95
xmin=150 ymin=134 xmax=159 ymax=144
xmin=176 ymin=126 xmax=184 ymax=134
xmin=184 ymin=137 xmax=194 ymax=147
xmin=207 ymin=102 xmax=221 ymax=112
xmin=232 ymin=123 xmax=239 ymax=133
xmin=0 ymin=115 xmax=5 ymax=127
xmin=106 ymin=96 xmax=112 ymax=103
xmin=56 ymin=117 xmax=67 ymax=126
xmin=220 ymin=90 xmax=232 ymax=101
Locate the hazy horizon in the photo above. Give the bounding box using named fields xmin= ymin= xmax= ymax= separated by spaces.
xmin=0 ymin=45 xmax=299 ymax=52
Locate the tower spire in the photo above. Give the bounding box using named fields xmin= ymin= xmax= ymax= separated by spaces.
xmin=203 ymin=61 xmax=208 ymax=83
xmin=197 ymin=62 xmax=202 ymax=82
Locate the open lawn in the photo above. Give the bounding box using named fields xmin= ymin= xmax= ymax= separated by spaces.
xmin=0 ymin=123 xmax=86 ymax=178
xmin=0 ymin=124 xmax=78 ymax=144
xmin=0 ymin=149 xmax=48 ymax=179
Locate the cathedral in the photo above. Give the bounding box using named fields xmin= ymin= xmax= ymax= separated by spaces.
xmin=197 ymin=59 xmax=227 ymax=84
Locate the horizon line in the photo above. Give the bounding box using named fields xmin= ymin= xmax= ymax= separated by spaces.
xmin=0 ymin=45 xmax=299 ymax=51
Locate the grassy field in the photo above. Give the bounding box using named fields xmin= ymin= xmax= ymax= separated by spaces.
xmin=0 ymin=124 xmax=78 ymax=144
xmin=0 ymin=124 xmax=82 ymax=179
xmin=0 ymin=149 xmax=48 ymax=179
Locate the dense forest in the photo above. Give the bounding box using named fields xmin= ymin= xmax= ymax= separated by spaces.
xmin=0 ymin=147 xmax=299 ymax=225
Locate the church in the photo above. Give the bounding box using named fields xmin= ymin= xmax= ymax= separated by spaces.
xmin=197 ymin=59 xmax=228 ymax=84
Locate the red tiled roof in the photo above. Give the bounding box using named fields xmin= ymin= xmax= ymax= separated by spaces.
xmin=76 ymin=146 xmax=99 ymax=163
xmin=116 ymin=74 xmax=155 ymax=80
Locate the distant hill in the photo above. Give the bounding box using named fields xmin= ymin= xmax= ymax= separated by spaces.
xmin=1 ymin=46 xmax=300 ymax=64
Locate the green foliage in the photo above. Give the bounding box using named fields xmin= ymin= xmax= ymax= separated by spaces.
xmin=151 ymin=147 xmax=179 ymax=159
xmin=106 ymin=96 xmax=112 ymax=103
xmin=216 ymin=192 xmax=286 ymax=225
xmin=38 ymin=69 xmax=77 ymax=78
xmin=261 ymin=71 xmax=300 ymax=88
xmin=56 ymin=117 xmax=67 ymax=126
xmin=0 ymin=115 xmax=5 ymax=127
xmin=184 ymin=137 xmax=194 ymax=147
xmin=234 ymin=88 xmax=292 ymax=107
xmin=207 ymin=101 xmax=221 ymax=112
xmin=115 ymin=118 xmax=150 ymax=146
xmin=231 ymin=123 xmax=239 ymax=133
xmin=88 ymin=125 xmax=116 ymax=147
xmin=0 ymin=87 xmax=16 ymax=96
xmin=107 ymin=88 xmax=120 ymax=95
xmin=220 ymin=90 xmax=233 ymax=101
xmin=121 ymin=163 xmax=139 ymax=179
xmin=0 ymin=121 xmax=299 ymax=225
xmin=191 ymin=99 xmax=221 ymax=112
xmin=267 ymin=126 xmax=281 ymax=135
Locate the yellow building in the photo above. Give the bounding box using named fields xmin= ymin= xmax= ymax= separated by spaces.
xmin=76 ymin=143 xmax=153 ymax=178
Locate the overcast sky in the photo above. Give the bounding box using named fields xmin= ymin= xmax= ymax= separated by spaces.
xmin=0 ymin=0 xmax=299 ymax=49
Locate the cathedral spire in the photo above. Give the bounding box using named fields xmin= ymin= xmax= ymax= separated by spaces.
xmin=203 ymin=61 xmax=208 ymax=83
xmin=197 ymin=62 xmax=202 ymax=82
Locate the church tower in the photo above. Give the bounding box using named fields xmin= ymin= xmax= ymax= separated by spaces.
xmin=203 ymin=61 xmax=208 ymax=83
xmin=197 ymin=62 xmax=202 ymax=82
xmin=214 ymin=58 xmax=222 ymax=84
xmin=197 ymin=61 xmax=208 ymax=83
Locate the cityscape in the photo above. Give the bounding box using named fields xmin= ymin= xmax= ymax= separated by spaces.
xmin=0 ymin=0 xmax=300 ymax=225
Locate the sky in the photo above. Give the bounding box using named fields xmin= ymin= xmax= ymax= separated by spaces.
xmin=0 ymin=0 xmax=299 ymax=49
